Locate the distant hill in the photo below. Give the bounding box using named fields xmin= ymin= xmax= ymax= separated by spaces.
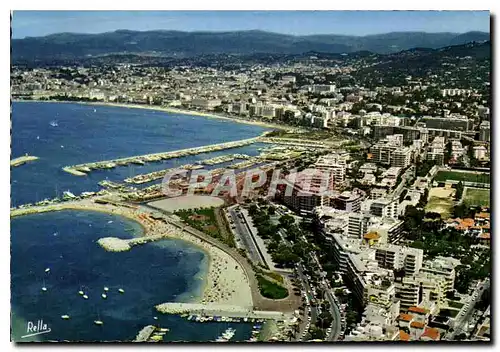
xmin=11 ymin=29 xmax=490 ymax=62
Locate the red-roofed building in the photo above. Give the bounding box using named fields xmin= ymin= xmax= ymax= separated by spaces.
xmin=399 ymin=330 xmax=411 ymax=341
xmin=421 ymin=327 xmax=440 ymax=341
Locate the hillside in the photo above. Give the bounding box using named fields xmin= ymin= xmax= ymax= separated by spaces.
xmin=11 ymin=29 xmax=490 ymax=62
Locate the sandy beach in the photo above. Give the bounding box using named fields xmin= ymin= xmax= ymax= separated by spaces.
xmin=15 ymin=99 xmax=285 ymax=131
xmin=11 ymin=198 xmax=254 ymax=308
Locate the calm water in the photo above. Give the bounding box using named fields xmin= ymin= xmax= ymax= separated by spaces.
xmin=11 ymin=101 xmax=268 ymax=206
xmin=10 ymin=102 xmax=267 ymax=342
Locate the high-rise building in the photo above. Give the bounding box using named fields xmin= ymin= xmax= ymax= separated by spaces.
xmin=479 ymin=121 xmax=491 ymax=142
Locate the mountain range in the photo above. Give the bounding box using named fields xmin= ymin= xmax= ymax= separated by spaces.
xmin=11 ymin=30 xmax=490 ymax=61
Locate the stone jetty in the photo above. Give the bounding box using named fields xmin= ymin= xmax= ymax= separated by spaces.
xmin=11 ymin=155 xmax=39 ymax=167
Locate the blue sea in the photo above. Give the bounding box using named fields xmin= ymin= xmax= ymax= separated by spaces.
xmin=10 ymin=101 xmax=268 ymax=342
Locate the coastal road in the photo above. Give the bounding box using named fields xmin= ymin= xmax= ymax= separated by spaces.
xmin=308 ymin=252 xmax=342 ymax=341
xmin=297 ymin=264 xmax=318 ymax=325
xmin=447 ymin=279 xmax=489 ymax=340
xmin=228 ymin=206 xmax=267 ymax=267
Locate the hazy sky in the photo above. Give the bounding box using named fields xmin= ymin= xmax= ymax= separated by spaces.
xmin=12 ymin=11 xmax=490 ymax=39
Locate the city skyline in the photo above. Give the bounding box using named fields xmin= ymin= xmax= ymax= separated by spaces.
xmin=12 ymin=10 xmax=490 ymax=39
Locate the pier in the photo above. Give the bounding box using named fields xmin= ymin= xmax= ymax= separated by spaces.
xmin=134 ymin=325 xmax=170 ymax=342
xmin=62 ymin=137 xmax=260 ymax=176
xmin=155 ymin=302 xmax=291 ymax=321
xmin=11 ymin=155 xmax=39 ymax=167
xmin=260 ymin=137 xmax=339 ymax=148
xmin=134 ymin=326 xmax=156 ymax=342
xmin=200 ymin=153 xmax=250 ymax=166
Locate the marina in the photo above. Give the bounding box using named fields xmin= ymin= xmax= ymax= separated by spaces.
xmin=62 ymin=137 xmax=261 ymax=176
xmin=134 ymin=325 xmax=170 ymax=342
xmin=10 ymin=101 xmax=272 ymax=342
xmin=124 ymin=164 xmax=200 ymax=185
xmin=199 ymin=153 xmax=250 ymax=166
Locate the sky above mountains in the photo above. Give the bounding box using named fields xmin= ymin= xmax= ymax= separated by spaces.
xmin=12 ymin=10 xmax=490 ymax=39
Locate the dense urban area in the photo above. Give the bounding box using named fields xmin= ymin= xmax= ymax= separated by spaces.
xmin=11 ymin=38 xmax=491 ymax=342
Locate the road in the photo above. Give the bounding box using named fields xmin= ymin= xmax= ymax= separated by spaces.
xmin=309 ymin=252 xmax=342 ymax=341
xmin=447 ymin=279 xmax=490 ymax=340
xmin=297 ymin=264 xmax=318 ymax=325
xmin=227 ymin=206 xmax=266 ymax=266
xmin=274 ymin=204 xmax=343 ymax=341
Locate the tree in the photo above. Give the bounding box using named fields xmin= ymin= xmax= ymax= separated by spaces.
xmin=316 ymin=311 xmax=333 ymax=329
xmin=279 ymin=214 xmax=295 ymax=229
xmin=444 ymin=142 xmax=452 ymax=164
xmin=455 ymin=181 xmax=464 ymax=201
xmin=248 ymin=204 xmax=258 ymax=216
xmin=308 ymin=326 xmax=326 ymax=340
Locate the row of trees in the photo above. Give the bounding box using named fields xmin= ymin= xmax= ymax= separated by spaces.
xmin=248 ymin=205 xmax=314 ymax=268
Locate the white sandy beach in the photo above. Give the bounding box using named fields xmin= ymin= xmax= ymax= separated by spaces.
xmin=87 ymin=102 xmax=285 ymax=130
xmin=15 ymin=99 xmax=284 ymax=131
xmin=11 ymin=198 xmax=254 ymax=308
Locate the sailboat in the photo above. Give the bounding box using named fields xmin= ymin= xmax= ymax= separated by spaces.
xmin=41 ymin=278 xmax=47 ymax=292
xmin=50 ymin=120 xmax=58 ymax=127
xmin=94 ymin=310 xmax=104 ymax=325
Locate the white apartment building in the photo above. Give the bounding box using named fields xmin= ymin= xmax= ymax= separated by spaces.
xmin=364 ymin=197 xmax=399 ymax=219
xmin=310 ymin=84 xmax=336 ymax=93
xmin=314 ymin=152 xmax=348 ymax=183
xmin=473 ymin=146 xmax=488 ymax=160
xmin=440 ymin=88 xmax=472 ymax=97
xmin=370 ymin=135 xmax=412 ymax=168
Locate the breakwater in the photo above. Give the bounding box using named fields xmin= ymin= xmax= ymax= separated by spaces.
xmin=11 ymin=155 xmax=39 ymax=167
xmin=155 ymin=302 xmax=290 ymax=320
xmin=62 ymin=137 xmax=260 ymax=176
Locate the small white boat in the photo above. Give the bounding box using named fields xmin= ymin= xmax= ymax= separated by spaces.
xmin=45 ymin=268 xmax=51 ymax=273
xmin=153 ymin=316 xmax=158 ymax=320
xmin=118 ymin=288 xmax=125 ymax=293
xmin=101 ymin=293 xmax=107 ymax=299
xmin=60 ymin=145 xmax=64 ymax=148
xmin=94 ymin=320 xmax=103 ymax=325
xmin=104 ymin=287 xmax=109 ymax=292
xmin=93 ymin=109 xmax=97 ymax=113
xmin=61 ymin=315 xmax=70 ymax=320
xmin=36 ymin=136 xmax=40 ymax=140
xmin=107 ymin=221 xmax=113 ymax=224
xmin=50 ymin=120 xmax=58 ymax=127
xmin=83 ymin=295 xmax=89 ymax=299
xmin=78 ymin=291 xmax=84 ymax=295
xmin=41 ymin=287 xmax=47 ymax=292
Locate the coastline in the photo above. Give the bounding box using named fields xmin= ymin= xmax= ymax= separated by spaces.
xmin=13 ymin=99 xmax=286 ymax=131
xmin=11 ymin=200 xmax=253 ymax=309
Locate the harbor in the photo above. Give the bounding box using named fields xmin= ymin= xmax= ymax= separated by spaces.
xmin=62 ymin=137 xmax=261 ymax=176
xmin=199 ymin=153 xmax=250 ymax=166
xmin=124 ymin=164 xmax=201 ymax=185
xmin=11 ymin=154 xmax=39 ymax=167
